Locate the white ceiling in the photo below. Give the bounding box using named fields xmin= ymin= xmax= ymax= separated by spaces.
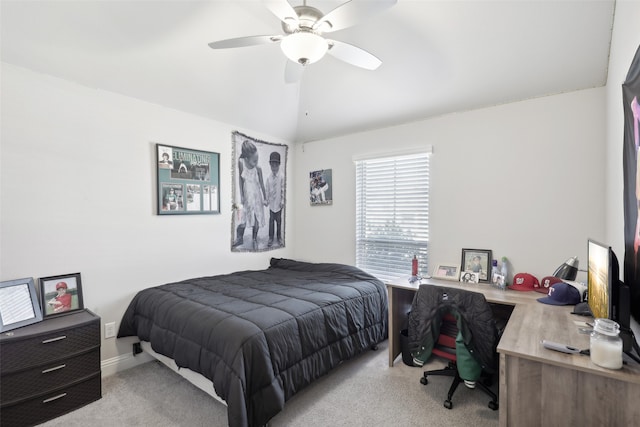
xmin=1 ymin=0 xmax=615 ymax=143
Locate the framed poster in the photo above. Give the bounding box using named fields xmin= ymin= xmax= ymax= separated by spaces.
xmin=0 ymin=278 xmax=42 ymax=332
xmin=157 ymin=144 xmax=220 ymax=215
xmin=310 ymin=169 xmax=332 ymax=205
xmin=39 ymin=273 xmax=84 ymax=318
xmin=623 ymin=45 xmax=640 ymax=321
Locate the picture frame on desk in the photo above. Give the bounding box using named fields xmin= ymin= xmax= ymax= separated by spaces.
xmin=39 ymin=272 xmax=84 ymax=318
xmin=0 ymin=278 xmax=43 ymax=332
xmin=460 ymin=271 xmax=480 ymax=283
xmin=432 ymin=263 xmax=460 ymax=281
xmin=492 ymin=272 xmax=506 ymax=288
xmin=461 ymin=248 xmax=492 ymax=283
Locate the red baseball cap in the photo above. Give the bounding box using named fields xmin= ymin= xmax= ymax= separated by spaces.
xmin=533 ymin=276 xmax=563 ymax=294
xmin=508 ymin=273 xmax=539 ymax=291
xmin=55 ymin=282 xmax=68 ymax=290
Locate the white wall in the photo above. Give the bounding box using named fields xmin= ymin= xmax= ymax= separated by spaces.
xmin=0 ymin=64 xmax=295 ymax=361
xmin=293 ymin=88 xmax=606 ymax=283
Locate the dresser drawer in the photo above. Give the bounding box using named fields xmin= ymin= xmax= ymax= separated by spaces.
xmin=0 ymin=322 xmax=99 ymax=374
xmin=1 ymin=349 xmax=100 ymax=404
xmin=0 ymin=373 xmax=101 ymax=427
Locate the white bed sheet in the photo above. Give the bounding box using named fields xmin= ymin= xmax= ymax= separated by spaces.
xmin=140 ymin=340 xmax=226 ymax=406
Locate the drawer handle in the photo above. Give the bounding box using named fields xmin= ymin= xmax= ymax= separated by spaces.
xmin=42 ymin=364 xmax=66 ymax=374
xmin=42 ymin=393 xmax=67 ymax=403
xmin=42 ymin=335 xmax=67 ymax=344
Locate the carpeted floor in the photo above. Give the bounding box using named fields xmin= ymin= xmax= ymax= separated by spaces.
xmin=40 ymin=341 xmax=499 ymax=426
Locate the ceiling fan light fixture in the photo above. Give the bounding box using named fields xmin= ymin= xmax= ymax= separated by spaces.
xmin=280 ymin=31 xmax=328 ymax=66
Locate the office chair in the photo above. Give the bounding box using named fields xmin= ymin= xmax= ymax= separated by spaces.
xmin=408 ymin=285 xmax=499 ymax=410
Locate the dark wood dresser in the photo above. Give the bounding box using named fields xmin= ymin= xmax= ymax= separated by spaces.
xmin=0 ymin=309 xmax=101 ymax=426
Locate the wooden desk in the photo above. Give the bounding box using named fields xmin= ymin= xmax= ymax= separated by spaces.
xmin=386 ymin=278 xmax=640 ymax=426
xmin=498 ymin=301 xmax=640 ymax=426
xmin=386 ymin=277 xmax=539 ymax=367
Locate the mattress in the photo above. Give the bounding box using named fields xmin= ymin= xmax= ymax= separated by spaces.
xmin=118 ymin=258 xmax=388 ymax=427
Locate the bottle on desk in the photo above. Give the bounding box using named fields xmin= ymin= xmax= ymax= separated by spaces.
xmin=590 ymin=318 xmax=623 ymax=369
xmin=412 ymin=255 xmax=418 ymax=277
xmin=500 ymin=257 xmax=508 ymax=289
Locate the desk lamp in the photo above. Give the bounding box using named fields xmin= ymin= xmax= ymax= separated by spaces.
xmin=553 ymin=256 xmax=579 ymax=281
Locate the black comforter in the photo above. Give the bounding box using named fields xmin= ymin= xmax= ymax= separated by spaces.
xmin=118 ymin=258 xmax=388 ymax=427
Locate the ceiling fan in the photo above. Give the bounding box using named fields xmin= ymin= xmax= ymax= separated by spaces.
xmin=208 ymin=0 xmax=397 ymax=77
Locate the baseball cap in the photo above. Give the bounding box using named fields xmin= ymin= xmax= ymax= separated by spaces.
xmin=508 ymin=273 xmax=539 ymax=291
xmin=269 ymin=152 xmax=281 ymax=164
xmin=563 ymin=280 xmax=588 ymax=302
xmin=55 ymin=282 xmax=68 ymax=290
xmin=537 ymin=282 xmax=582 ymax=306
xmin=533 ymin=276 xmax=563 ymax=294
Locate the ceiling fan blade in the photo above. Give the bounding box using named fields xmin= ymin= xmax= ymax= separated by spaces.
xmin=208 ymin=35 xmax=282 ymax=50
xmin=263 ymin=0 xmax=299 ymax=26
xmin=284 ymin=59 xmax=304 ymax=84
xmin=327 ymin=40 xmax=382 ymax=70
xmin=313 ymin=0 xmax=397 ymax=33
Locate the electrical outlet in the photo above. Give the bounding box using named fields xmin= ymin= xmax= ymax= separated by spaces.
xmin=104 ymin=322 xmax=116 ymax=339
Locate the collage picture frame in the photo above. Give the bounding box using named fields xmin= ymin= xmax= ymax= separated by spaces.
xmin=157 ymin=144 xmax=221 ymax=215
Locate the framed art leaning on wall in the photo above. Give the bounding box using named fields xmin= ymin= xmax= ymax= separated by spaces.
xmin=0 ymin=278 xmax=43 ymax=332
xmin=156 ymin=144 xmax=220 ymax=215
xmin=39 ymin=273 xmax=84 ymax=318
xmin=461 ymin=248 xmax=492 ymax=283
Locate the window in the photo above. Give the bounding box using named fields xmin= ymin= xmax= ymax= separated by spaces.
xmin=355 ymin=152 xmax=430 ymax=282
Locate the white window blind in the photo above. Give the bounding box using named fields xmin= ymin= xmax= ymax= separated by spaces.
xmin=355 ymin=152 xmax=430 ymax=282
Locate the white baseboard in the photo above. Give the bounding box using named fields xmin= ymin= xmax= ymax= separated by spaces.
xmin=101 ymin=350 xmax=154 ymax=377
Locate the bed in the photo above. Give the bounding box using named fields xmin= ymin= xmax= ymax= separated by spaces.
xmin=117 ymin=258 xmax=388 ymax=427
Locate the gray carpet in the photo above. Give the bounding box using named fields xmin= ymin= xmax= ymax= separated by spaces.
xmin=40 ymin=341 xmax=499 ymax=426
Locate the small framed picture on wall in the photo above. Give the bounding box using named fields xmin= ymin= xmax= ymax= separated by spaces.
xmin=310 ymin=169 xmax=332 ymax=205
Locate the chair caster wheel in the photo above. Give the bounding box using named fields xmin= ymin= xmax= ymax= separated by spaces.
xmin=420 ymin=377 xmax=428 ymax=385
xmin=488 ymin=401 xmax=499 ymax=411
xmin=444 ymin=400 xmax=453 ymax=409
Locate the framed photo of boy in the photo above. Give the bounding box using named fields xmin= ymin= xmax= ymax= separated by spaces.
xmin=39 ymin=273 xmax=84 ymax=318
xmin=432 ymin=263 xmax=460 ymax=281
xmin=461 ymin=248 xmax=493 ymax=283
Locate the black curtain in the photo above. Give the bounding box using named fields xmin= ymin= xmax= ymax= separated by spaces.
xmin=622 ymin=45 xmax=640 ymax=321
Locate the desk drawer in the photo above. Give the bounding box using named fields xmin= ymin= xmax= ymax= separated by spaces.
xmin=1 ymin=349 xmax=100 ymax=404
xmin=0 ymin=322 xmax=99 ymax=373
xmin=0 ymin=374 xmax=101 ymax=427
